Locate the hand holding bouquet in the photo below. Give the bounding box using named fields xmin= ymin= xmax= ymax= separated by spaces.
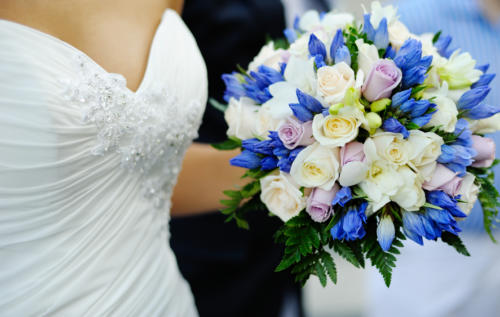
xmin=213 ymin=2 xmax=500 ymax=286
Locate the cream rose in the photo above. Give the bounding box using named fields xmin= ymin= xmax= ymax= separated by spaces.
xmin=260 ymin=172 xmax=307 ymax=222
xmin=248 ymin=42 xmax=286 ymax=72
xmin=312 ymin=106 xmax=366 ymax=147
xmin=388 ymin=21 xmax=412 ymax=50
xmin=371 ymin=132 xmax=412 ymax=166
xmin=456 ymin=173 xmax=480 ymax=217
xmin=290 ymin=142 xmax=340 ymax=190
xmin=391 ymin=166 xmax=426 ymax=211
xmin=469 ymin=113 xmax=500 ymax=134
xmin=316 ymin=62 xmax=356 ymax=104
xmin=407 ymin=130 xmax=444 ymax=167
xmin=254 ymin=103 xmax=285 ymax=139
xmin=423 ymin=83 xmax=458 ymax=132
xmin=225 ymin=97 xmax=259 ymax=139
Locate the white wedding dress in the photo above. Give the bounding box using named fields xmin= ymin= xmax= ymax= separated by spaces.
xmin=0 ymin=9 xmax=206 ymax=316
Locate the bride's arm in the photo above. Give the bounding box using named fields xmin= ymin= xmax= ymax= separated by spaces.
xmin=171 ymin=143 xmax=248 ymax=216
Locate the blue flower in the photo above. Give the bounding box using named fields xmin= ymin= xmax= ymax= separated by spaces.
xmin=476 ymin=63 xmax=489 ymax=73
xmin=382 ymin=118 xmax=410 ymax=138
xmin=289 ymin=103 xmax=313 ymax=122
xmin=453 ymin=119 xmax=473 ymax=147
xmin=385 ymin=45 xmax=397 ymax=59
xmin=284 ymin=28 xmax=297 ymax=43
xmin=309 ymin=33 xmax=327 ymax=60
xmin=402 ymin=66 xmax=428 ymax=88
xmin=402 ymin=211 xmax=425 ymax=245
xmin=377 ymin=216 xmax=395 ymax=251
xmin=391 ymin=89 xmax=412 ymax=108
xmin=242 ymin=138 xmax=274 ymax=155
xmin=411 ymin=113 xmax=434 ymax=127
xmin=230 ymin=150 xmax=261 ymax=169
xmin=457 ymin=86 xmax=491 ymax=110
xmin=434 ymin=35 xmax=453 ymax=58
xmin=466 ymin=103 xmax=500 ymax=120
xmin=243 ymin=65 xmax=284 ymax=103
xmin=363 ymin=14 xmax=375 ymax=40
xmin=437 ymin=144 xmax=477 ymax=175
xmin=330 ymin=29 xmax=344 ymax=61
xmin=471 ymin=73 xmax=496 ymax=89
xmin=222 ymin=72 xmax=245 ymax=102
xmin=314 ymin=55 xmax=326 ymax=68
xmin=277 ymin=147 xmax=304 ymax=173
xmin=261 ymin=156 xmax=279 ymax=170
xmin=331 ymin=203 xmax=368 ymax=241
xmin=426 ymin=191 xmax=467 ymax=218
xmin=296 ymin=89 xmax=323 ymax=113
xmin=426 ymin=207 xmax=461 ymax=236
xmin=335 ymin=45 xmax=351 ymax=66
xmin=332 ymin=187 xmax=352 ymax=207
xmin=373 ymin=18 xmax=389 ymax=49
xmin=399 ymin=99 xmax=433 ymax=117
xmin=394 ymin=39 xmax=423 ymax=70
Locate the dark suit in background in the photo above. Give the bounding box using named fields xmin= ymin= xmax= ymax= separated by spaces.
xmin=170 ymin=1 xmax=303 ymax=316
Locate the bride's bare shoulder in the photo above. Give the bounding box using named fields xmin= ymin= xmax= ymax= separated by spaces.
xmin=0 ymin=0 xmax=183 ymax=92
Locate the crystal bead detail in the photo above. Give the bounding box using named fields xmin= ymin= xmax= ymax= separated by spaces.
xmin=63 ymin=55 xmax=203 ymax=209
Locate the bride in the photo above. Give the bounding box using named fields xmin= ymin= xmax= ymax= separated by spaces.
xmin=0 ymin=0 xmax=245 ymax=315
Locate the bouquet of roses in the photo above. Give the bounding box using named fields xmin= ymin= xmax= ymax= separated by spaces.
xmin=212 ymin=2 xmax=500 ymax=287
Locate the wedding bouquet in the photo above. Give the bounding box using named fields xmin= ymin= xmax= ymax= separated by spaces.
xmin=212 ymin=2 xmax=500 ymax=286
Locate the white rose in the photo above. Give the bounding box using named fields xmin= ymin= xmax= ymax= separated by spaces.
xmin=359 ymin=138 xmax=405 ymax=211
xmin=316 ymin=62 xmax=356 ymax=104
xmin=371 ymin=132 xmax=412 ymax=166
xmin=320 ymin=12 xmax=354 ymax=33
xmin=225 ymin=97 xmax=260 ymax=139
xmin=388 ymin=21 xmax=412 ymax=50
xmin=355 ymin=39 xmax=380 ymax=81
xmin=456 ymin=173 xmax=480 ymax=217
xmin=284 ymin=55 xmax=317 ymax=95
xmin=416 ymin=162 xmax=438 ymax=183
xmin=248 ymin=42 xmax=286 ymax=72
xmin=260 ymin=172 xmax=307 ymax=222
xmin=423 ymin=82 xmax=458 ymax=132
xmin=298 ymin=10 xmax=322 ymax=32
xmin=469 ymin=113 xmax=500 ymax=134
xmin=391 ymin=166 xmax=426 ymax=211
xmin=290 ymin=142 xmax=340 ymax=190
xmin=407 ymin=130 xmax=444 ymax=167
xmin=255 ymin=103 xmax=285 ymax=139
xmin=312 ymin=106 xmax=366 ymax=147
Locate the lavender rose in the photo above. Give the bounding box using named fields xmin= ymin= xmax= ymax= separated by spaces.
xmin=278 ymin=118 xmax=315 ymax=149
xmin=340 ymin=141 xmax=366 ymax=166
xmin=423 ymin=164 xmax=463 ymax=196
xmin=471 ymin=135 xmax=496 ymax=167
xmin=306 ymin=184 xmax=340 ymax=222
xmin=338 ymin=141 xmax=368 ymax=187
xmin=362 ymin=59 xmax=402 ymax=102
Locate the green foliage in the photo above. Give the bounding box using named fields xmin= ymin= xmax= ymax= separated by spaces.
xmin=432 ymin=30 xmax=442 ymax=44
xmin=469 ymin=159 xmax=500 ymax=242
xmin=220 ymin=178 xmax=264 ymax=229
xmin=332 ymin=240 xmax=365 ymax=268
xmin=209 ymin=98 xmax=228 ymax=113
xmin=211 ymin=137 xmax=242 ymax=150
xmin=362 ymin=220 xmax=404 ymax=287
xmin=343 ymin=24 xmax=371 ymax=73
xmin=441 ymin=232 xmax=471 ymax=256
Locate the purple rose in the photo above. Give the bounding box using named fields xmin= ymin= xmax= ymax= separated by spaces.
xmin=306 ymin=184 xmax=340 ymax=223
xmin=278 ymin=118 xmax=315 ymax=150
xmin=362 ymin=59 xmax=402 ymax=102
xmin=471 ymin=135 xmax=496 ymax=167
xmin=423 ymin=164 xmax=462 ymax=197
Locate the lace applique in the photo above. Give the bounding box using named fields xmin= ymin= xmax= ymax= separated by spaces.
xmin=63 ymin=55 xmax=203 ymax=208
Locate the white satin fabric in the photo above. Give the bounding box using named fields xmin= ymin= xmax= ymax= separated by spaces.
xmin=0 ymin=9 xmax=207 ymax=316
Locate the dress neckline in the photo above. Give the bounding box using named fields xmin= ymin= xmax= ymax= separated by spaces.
xmin=0 ymin=8 xmax=177 ymax=94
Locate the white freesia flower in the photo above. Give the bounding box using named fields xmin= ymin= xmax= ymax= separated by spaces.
xmin=469 ymin=113 xmax=500 ymax=134
xmin=320 ymin=12 xmax=354 ymax=33
xmin=437 ymin=50 xmax=482 ymax=89
xmin=423 ymin=82 xmax=458 ymax=132
xmin=290 ymin=143 xmax=340 ymax=190
xmin=391 ymin=166 xmax=426 ymax=211
xmin=260 ymin=172 xmax=307 ymax=222
xmin=248 ymin=42 xmax=286 ymax=72
xmin=447 ymin=87 xmax=469 ymax=103
xmin=359 ymin=138 xmax=405 ymax=211
xmin=456 ymin=173 xmax=479 ymax=217
xmin=284 ymin=56 xmax=317 ymax=95
xmin=407 ymin=130 xmax=444 ymax=167
xmin=369 ymin=1 xmax=398 ymax=29
xmin=298 ymin=10 xmax=322 ymax=32
xmin=417 ymin=33 xmax=441 ymax=59
xmin=316 ymin=62 xmax=356 ymax=104
xmin=312 ymin=106 xmax=366 ymax=147
xmin=262 ymin=82 xmax=296 ymax=120
xmin=225 ymin=97 xmax=260 ymax=139
xmin=255 ymin=103 xmax=285 ymax=139
xmin=355 ymin=39 xmax=380 ymax=81
xmin=371 ymin=132 xmax=412 ymax=166
xmin=388 ymin=20 xmax=412 ymax=50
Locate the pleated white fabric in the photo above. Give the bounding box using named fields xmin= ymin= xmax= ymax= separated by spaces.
xmin=0 ymin=9 xmax=207 ymax=316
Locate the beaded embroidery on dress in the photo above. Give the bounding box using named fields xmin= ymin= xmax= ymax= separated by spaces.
xmin=0 ymin=9 xmax=206 ymax=316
